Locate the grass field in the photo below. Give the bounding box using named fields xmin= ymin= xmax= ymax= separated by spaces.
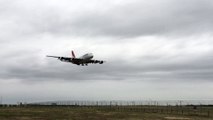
xmin=0 ymin=105 xmax=212 ymax=120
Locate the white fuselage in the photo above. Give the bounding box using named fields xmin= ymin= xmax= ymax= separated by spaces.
xmin=80 ymin=53 xmax=93 ymax=61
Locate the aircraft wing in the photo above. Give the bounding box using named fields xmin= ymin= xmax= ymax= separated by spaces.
xmin=86 ymin=59 xmax=105 ymax=64
xmin=47 ymin=55 xmax=105 ymax=65
xmin=46 ymin=55 xmax=71 ymax=61
xmin=46 ymin=55 xmax=61 ymax=58
xmin=47 ymin=55 xmax=84 ymax=63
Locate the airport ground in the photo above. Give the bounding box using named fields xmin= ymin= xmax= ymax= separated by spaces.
xmin=0 ymin=105 xmax=212 ymax=120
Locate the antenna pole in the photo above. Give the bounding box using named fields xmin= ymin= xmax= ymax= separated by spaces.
xmin=0 ymin=96 xmax=2 ymax=105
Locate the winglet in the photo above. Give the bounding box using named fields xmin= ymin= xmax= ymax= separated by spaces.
xmin=71 ymin=50 xmax=76 ymax=58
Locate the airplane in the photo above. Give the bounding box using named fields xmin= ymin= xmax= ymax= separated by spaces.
xmin=46 ymin=50 xmax=105 ymax=66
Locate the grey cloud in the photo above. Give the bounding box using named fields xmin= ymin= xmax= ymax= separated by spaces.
xmin=1 ymin=0 xmax=213 ymax=38
xmin=70 ymin=0 xmax=213 ymax=37
xmin=1 ymin=51 xmax=213 ymax=83
xmin=0 ymin=0 xmax=213 ymax=103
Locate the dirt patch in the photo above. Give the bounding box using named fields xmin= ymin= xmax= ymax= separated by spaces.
xmin=164 ymin=117 xmax=191 ymax=120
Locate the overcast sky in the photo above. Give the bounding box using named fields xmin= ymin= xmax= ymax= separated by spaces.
xmin=0 ymin=0 xmax=213 ymax=104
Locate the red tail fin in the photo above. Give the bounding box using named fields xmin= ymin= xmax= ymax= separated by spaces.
xmin=71 ymin=50 xmax=76 ymax=58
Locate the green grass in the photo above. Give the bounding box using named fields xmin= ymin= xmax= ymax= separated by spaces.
xmin=0 ymin=106 xmax=212 ymax=120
